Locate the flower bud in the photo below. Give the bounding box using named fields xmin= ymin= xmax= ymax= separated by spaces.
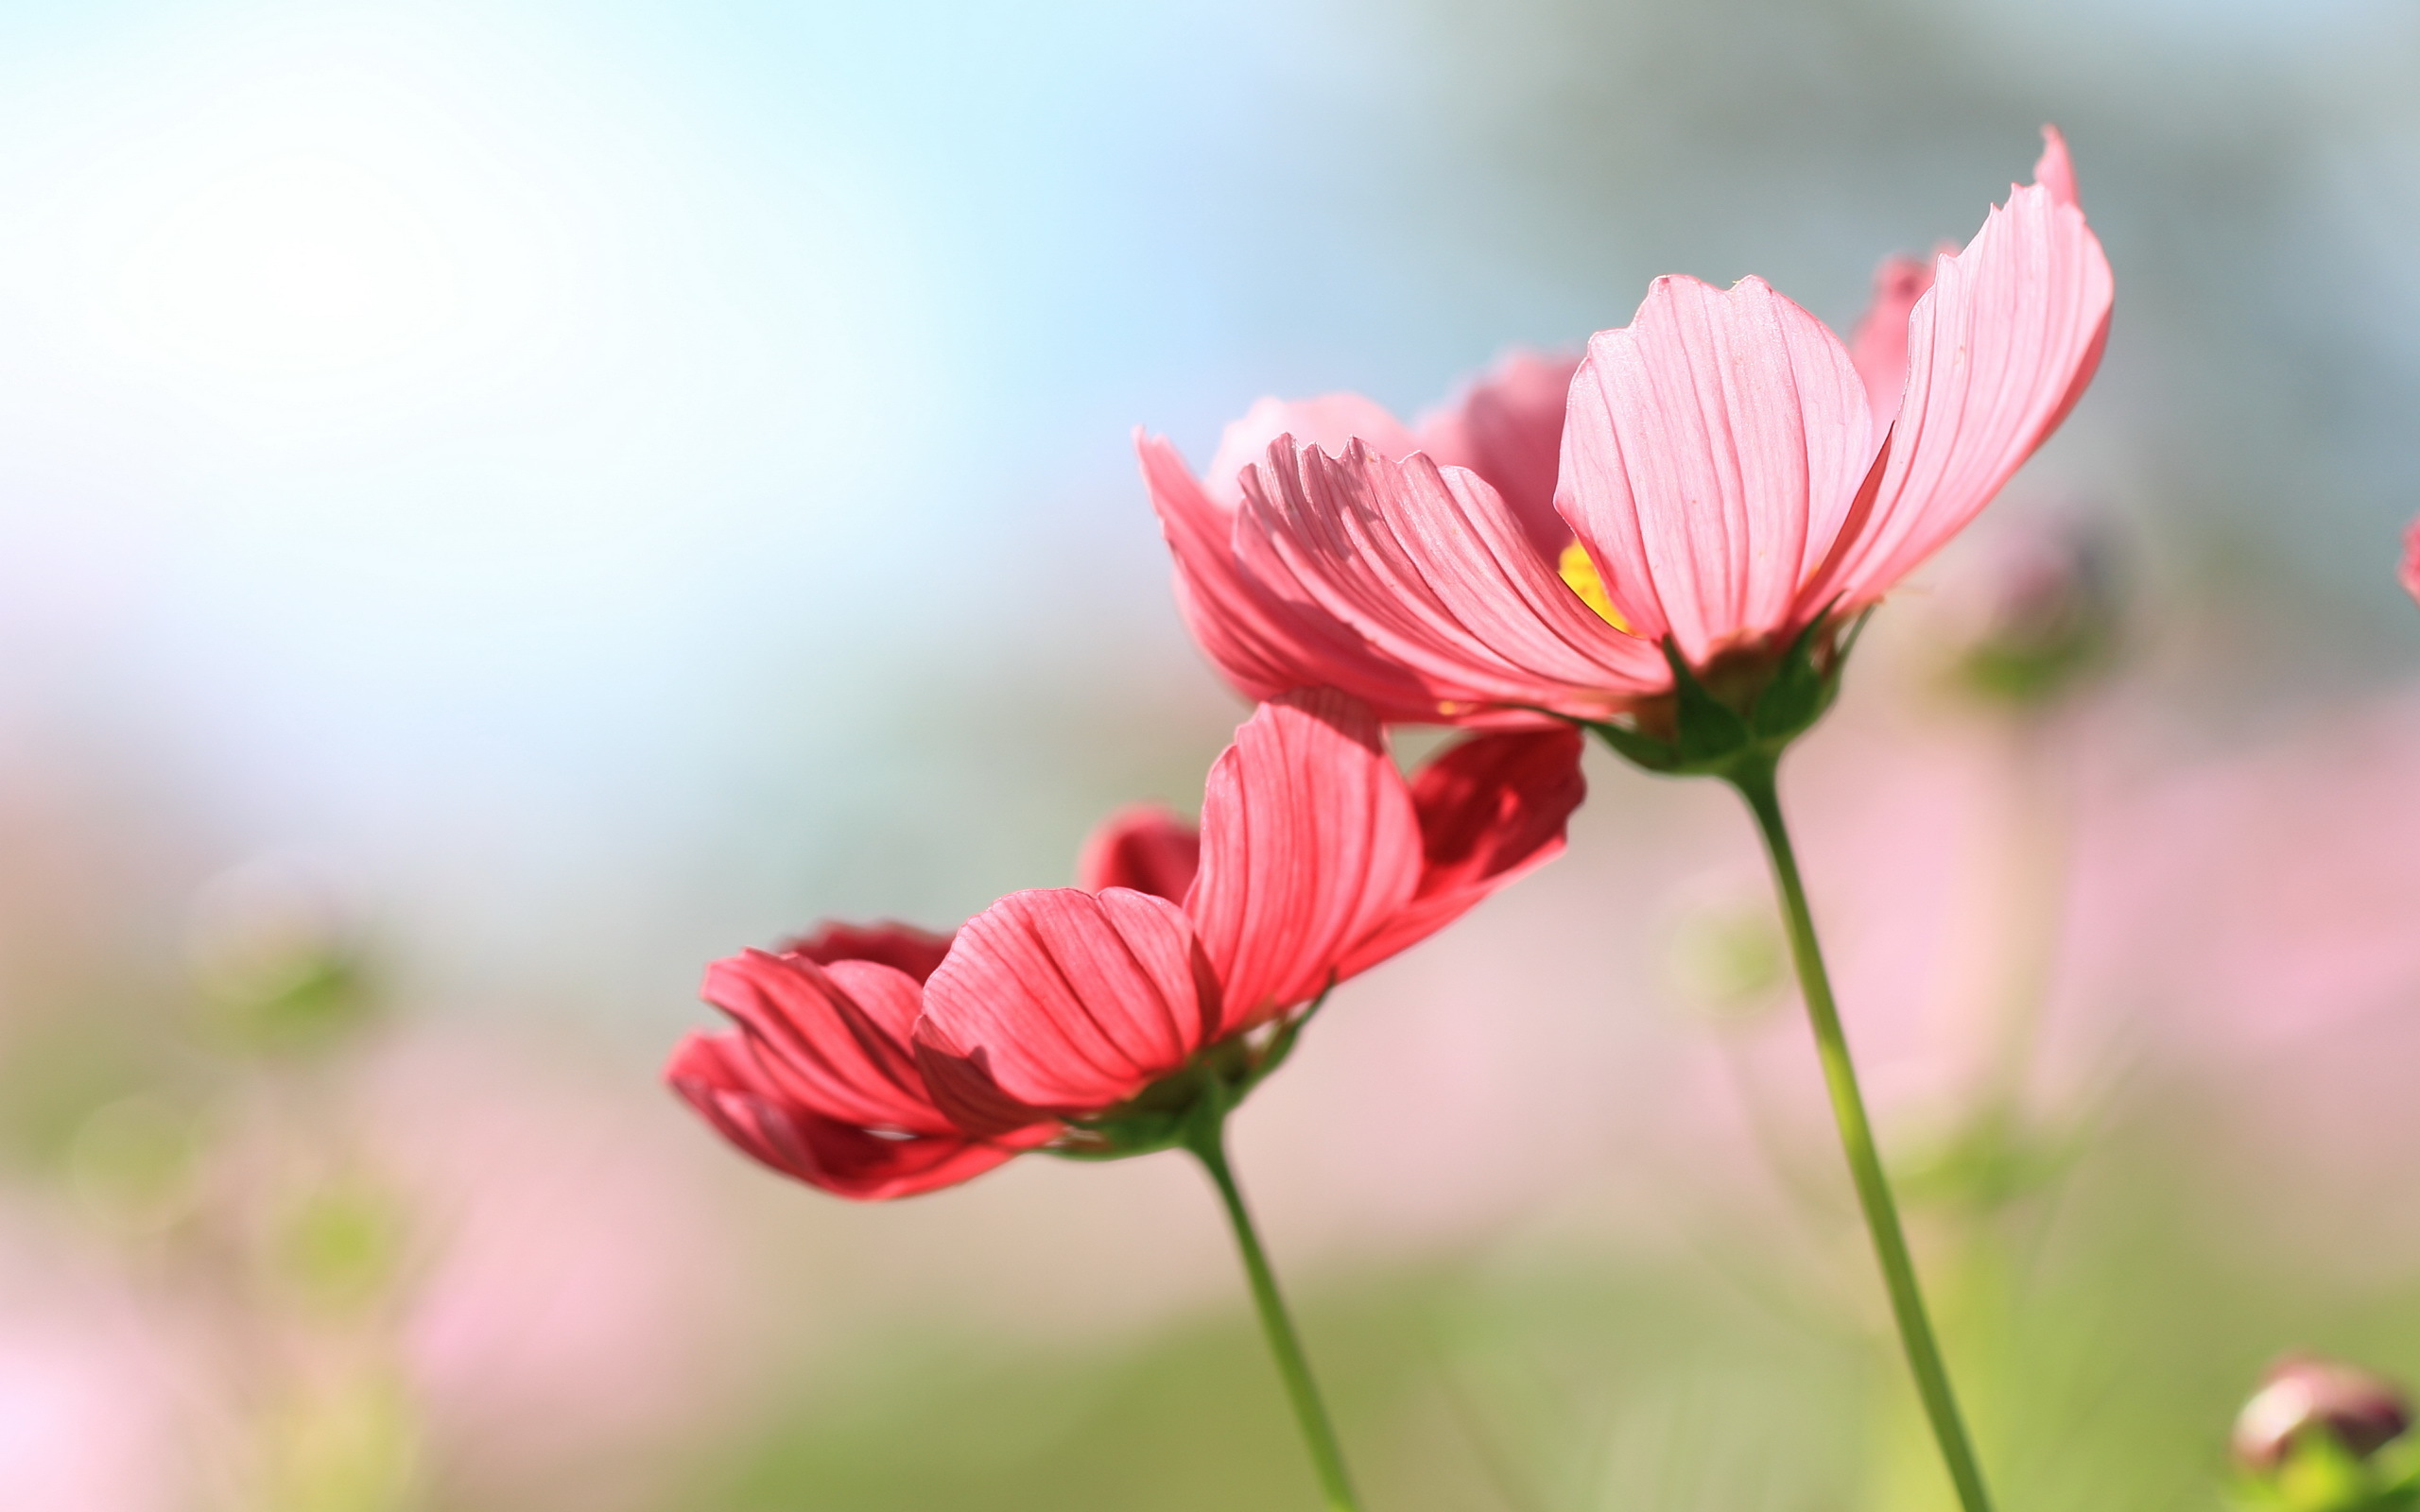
xmin=1948 ymin=520 xmax=2120 ymax=706
xmin=2232 ymin=1354 xmax=2411 ymax=1473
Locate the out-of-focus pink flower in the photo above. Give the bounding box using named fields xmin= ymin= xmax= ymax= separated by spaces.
xmin=376 ymin=1035 xmax=755 ymax=1509
xmin=0 ymin=1228 xmax=197 ymax=1512
xmin=1142 ymin=129 xmax=2111 ymax=722
xmin=2400 ymin=513 xmax=2420 ymax=607
xmin=668 ymin=692 xmax=1583 ymax=1197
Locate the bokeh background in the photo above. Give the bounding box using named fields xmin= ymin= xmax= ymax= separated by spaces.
xmin=3 ymin=0 xmax=2418 ymax=1507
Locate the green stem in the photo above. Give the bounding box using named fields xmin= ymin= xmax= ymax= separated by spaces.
xmin=1728 ymin=755 xmax=1996 ymax=1512
xmin=1184 ymin=1108 xmax=1360 ymax=1512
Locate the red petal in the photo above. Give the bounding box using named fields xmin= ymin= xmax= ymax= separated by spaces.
xmin=777 ymin=919 xmax=955 ymax=984
xmin=1800 ymin=137 xmax=2114 ymax=614
xmin=665 ymin=1032 xmax=1021 ymax=1201
xmin=1338 ymin=725 xmax=1587 ymax=977
xmin=1558 ymin=274 xmax=1876 ymax=664
xmin=1237 ymin=438 xmax=1664 ymax=720
xmin=915 ymin=886 xmax=1218 ymax=1125
xmin=1079 ymin=803 xmax=1201 ymax=902
xmin=701 ymin=949 xmax=955 ymax=1134
xmin=1185 ymin=691 xmax=1424 ymax=1027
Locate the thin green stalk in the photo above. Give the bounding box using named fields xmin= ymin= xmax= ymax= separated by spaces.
xmin=1184 ymin=1109 xmax=1360 ymax=1512
xmin=1728 ymin=755 xmax=1996 ymax=1512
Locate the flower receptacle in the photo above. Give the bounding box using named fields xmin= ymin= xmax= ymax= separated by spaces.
xmin=1582 ymin=610 xmax=1862 ymax=782
xmin=1047 ymin=990 xmax=1327 ymax=1162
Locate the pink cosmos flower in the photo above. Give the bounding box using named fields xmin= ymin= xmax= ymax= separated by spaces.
xmin=2401 ymin=513 xmax=2420 ymax=607
xmin=1141 ymin=129 xmax=2112 ymax=724
xmin=666 ymin=691 xmax=1583 ymax=1199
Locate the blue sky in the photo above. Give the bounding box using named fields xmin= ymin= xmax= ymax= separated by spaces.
xmin=0 ymin=0 xmax=2409 ymax=1028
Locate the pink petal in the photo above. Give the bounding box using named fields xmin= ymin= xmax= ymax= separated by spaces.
xmin=1236 ymin=438 xmax=1666 ymax=720
xmin=2401 ymin=515 xmax=2420 ymax=609
xmin=915 ymin=886 xmax=1219 ymax=1127
xmin=1201 ymin=393 xmax=1419 ymax=508
xmin=777 ymin=919 xmax=955 ymax=985
xmin=1847 ymin=254 xmax=1934 ymax=433
xmin=665 ymin=1032 xmax=1020 ymax=1200
xmin=700 ymin=949 xmax=954 ymax=1134
xmin=1079 ymin=802 xmax=1201 ymax=902
xmin=1799 ymin=137 xmax=2114 ymax=615
xmin=1139 ymin=431 xmax=1443 ymax=716
xmin=1184 ymin=690 xmax=1425 ymax=1026
xmin=1558 ymin=274 xmax=1877 ymax=664
xmin=2034 ymin=124 xmax=2081 ymax=209
xmin=1414 ymin=350 xmax=1584 ymax=561
xmin=1336 ymin=725 xmax=1587 ymax=977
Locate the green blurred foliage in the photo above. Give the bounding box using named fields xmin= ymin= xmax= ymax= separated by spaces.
xmin=641 ymin=1086 xmax=2420 ymax=1512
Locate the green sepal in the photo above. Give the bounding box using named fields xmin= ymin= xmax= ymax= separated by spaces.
xmin=1583 ymin=613 xmax=1861 ymax=782
xmin=1582 ymin=714 xmax=1681 ymax=772
xmin=1664 ymin=641 xmax=1750 ymax=764
xmin=2234 ymin=1430 xmax=2420 ymax=1512
xmin=1044 ymin=983 xmax=1333 ymax=1163
xmin=1748 ymin=610 xmax=1840 ymax=740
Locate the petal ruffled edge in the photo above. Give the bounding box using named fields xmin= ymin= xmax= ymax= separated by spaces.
xmin=666 ymin=1032 xmax=1022 ymax=1201
xmin=1335 ymin=725 xmax=1587 ymax=978
xmin=1139 ymin=431 xmax=1449 ymax=718
xmin=1184 ymin=690 xmax=1425 ymax=1027
xmin=777 ymin=919 xmax=955 ymax=985
xmin=1201 ymin=393 xmax=1419 ymax=509
xmin=1799 ymin=129 xmax=2114 ymax=615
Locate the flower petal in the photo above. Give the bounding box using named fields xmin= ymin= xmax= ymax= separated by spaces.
xmin=1799 ymin=131 xmax=2114 ymax=614
xmin=1415 ymin=351 xmax=1583 ymax=561
xmin=1847 ymin=253 xmax=1934 ymax=433
xmin=666 ymin=1032 xmax=1020 ymax=1201
xmin=777 ymin=919 xmax=955 ymax=985
xmin=2034 ymin=123 xmax=2081 ymax=210
xmin=915 ymin=886 xmax=1218 ymax=1127
xmin=1336 ymin=725 xmax=1587 ymax=977
xmin=1202 ymin=393 xmax=1419 ymax=508
xmin=2402 ymin=515 xmax=2420 ymax=609
xmin=701 ymin=949 xmax=952 ymax=1134
xmin=1079 ymin=802 xmax=1201 ymax=902
xmin=1236 ymin=438 xmax=1665 ymax=720
xmin=1139 ymin=431 xmax=1443 ymax=715
xmin=1558 ymin=274 xmax=1876 ymax=664
xmin=1184 ymin=690 xmax=1424 ymax=1025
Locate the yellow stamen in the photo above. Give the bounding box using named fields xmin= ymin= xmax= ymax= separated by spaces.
xmin=1558 ymin=541 xmax=1631 ymax=632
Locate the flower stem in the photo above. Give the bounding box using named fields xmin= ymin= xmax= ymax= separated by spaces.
xmin=1727 ymin=755 xmax=1995 ymax=1512
xmin=1184 ymin=1109 xmax=1360 ymax=1512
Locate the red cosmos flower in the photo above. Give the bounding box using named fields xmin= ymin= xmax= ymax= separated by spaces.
xmin=1140 ymin=129 xmax=2113 ymax=725
xmin=665 ymin=691 xmax=1583 ymax=1199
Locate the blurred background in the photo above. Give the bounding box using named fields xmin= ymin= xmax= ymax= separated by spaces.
xmin=2 ymin=0 xmax=2418 ymax=1507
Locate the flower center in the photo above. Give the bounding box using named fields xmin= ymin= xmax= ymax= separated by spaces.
xmin=1558 ymin=541 xmax=1631 ymax=632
